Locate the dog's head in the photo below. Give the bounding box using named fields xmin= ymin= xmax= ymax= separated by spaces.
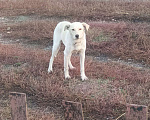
xmin=64 ymin=22 xmax=89 ymax=40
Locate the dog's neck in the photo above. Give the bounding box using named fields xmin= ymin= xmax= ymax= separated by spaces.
xmin=73 ymin=38 xmax=82 ymax=45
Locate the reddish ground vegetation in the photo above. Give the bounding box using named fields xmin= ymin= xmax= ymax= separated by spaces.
xmin=0 ymin=0 xmax=150 ymax=119
xmin=0 ymin=44 xmax=149 ymax=119
xmin=1 ymin=0 xmax=150 ymax=22
xmin=88 ymin=22 xmax=150 ymax=64
xmin=1 ymin=20 xmax=149 ymax=64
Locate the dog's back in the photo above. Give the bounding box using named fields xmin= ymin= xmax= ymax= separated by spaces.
xmin=54 ymin=21 xmax=70 ymax=36
xmin=53 ymin=21 xmax=70 ymax=45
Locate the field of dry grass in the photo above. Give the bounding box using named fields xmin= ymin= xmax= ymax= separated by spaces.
xmin=0 ymin=44 xmax=149 ymax=119
xmin=0 ymin=0 xmax=150 ymax=120
xmin=0 ymin=20 xmax=149 ymax=64
xmin=1 ymin=0 xmax=150 ymax=22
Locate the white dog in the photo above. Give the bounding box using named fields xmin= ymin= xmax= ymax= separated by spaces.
xmin=48 ymin=21 xmax=89 ymax=81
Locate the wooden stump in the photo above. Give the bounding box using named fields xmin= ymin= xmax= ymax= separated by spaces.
xmin=62 ymin=100 xmax=84 ymax=120
xmin=126 ymin=104 xmax=148 ymax=120
xmin=9 ymin=92 xmax=27 ymax=120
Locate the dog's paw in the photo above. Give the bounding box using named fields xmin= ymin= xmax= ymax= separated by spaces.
xmin=65 ymin=75 xmax=71 ymax=79
xmin=70 ymin=66 xmax=76 ymax=70
xmin=81 ymin=76 xmax=88 ymax=81
xmin=48 ymin=71 xmax=53 ymax=74
xmin=48 ymin=69 xmax=53 ymax=73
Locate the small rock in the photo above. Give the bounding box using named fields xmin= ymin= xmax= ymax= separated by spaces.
xmin=7 ymin=31 xmax=11 ymax=34
xmin=7 ymin=27 xmax=11 ymax=31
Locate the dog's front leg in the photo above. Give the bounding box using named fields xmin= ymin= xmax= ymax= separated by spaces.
xmin=64 ymin=50 xmax=71 ymax=79
xmin=80 ymin=50 xmax=88 ymax=81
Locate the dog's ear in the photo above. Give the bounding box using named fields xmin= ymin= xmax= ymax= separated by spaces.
xmin=82 ymin=23 xmax=90 ymax=32
xmin=64 ymin=25 xmax=70 ymax=31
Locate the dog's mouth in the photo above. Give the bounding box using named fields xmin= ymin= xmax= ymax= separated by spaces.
xmin=75 ymin=38 xmax=79 ymax=40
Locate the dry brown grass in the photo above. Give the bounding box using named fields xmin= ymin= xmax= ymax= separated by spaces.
xmin=0 ymin=44 xmax=150 ymax=119
xmin=0 ymin=0 xmax=150 ymax=22
xmin=0 ymin=0 xmax=150 ymax=119
xmin=0 ymin=20 xmax=150 ymax=64
xmin=0 ymin=20 xmax=57 ymax=46
xmin=88 ymin=22 xmax=150 ymax=64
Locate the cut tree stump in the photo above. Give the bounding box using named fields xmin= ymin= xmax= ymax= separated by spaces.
xmin=62 ymin=100 xmax=84 ymax=120
xmin=126 ymin=104 xmax=148 ymax=120
xmin=9 ymin=92 xmax=27 ymax=120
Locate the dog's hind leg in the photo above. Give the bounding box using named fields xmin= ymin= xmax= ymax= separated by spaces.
xmin=68 ymin=55 xmax=75 ymax=70
xmin=48 ymin=35 xmax=61 ymax=73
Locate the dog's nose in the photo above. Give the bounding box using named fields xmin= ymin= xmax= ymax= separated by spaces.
xmin=75 ymin=34 xmax=79 ymax=39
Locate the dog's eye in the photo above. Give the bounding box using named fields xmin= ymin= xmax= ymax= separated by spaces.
xmin=72 ymin=29 xmax=75 ymax=31
xmin=79 ymin=28 xmax=82 ymax=30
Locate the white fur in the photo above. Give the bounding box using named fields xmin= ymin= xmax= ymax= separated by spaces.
xmin=48 ymin=21 xmax=89 ymax=81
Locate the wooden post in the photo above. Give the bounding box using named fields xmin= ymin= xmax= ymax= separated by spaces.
xmin=62 ymin=100 xmax=84 ymax=120
xmin=9 ymin=92 xmax=27 ymax=120
xmin=126 ymin=104 xmax=148 ymax=120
